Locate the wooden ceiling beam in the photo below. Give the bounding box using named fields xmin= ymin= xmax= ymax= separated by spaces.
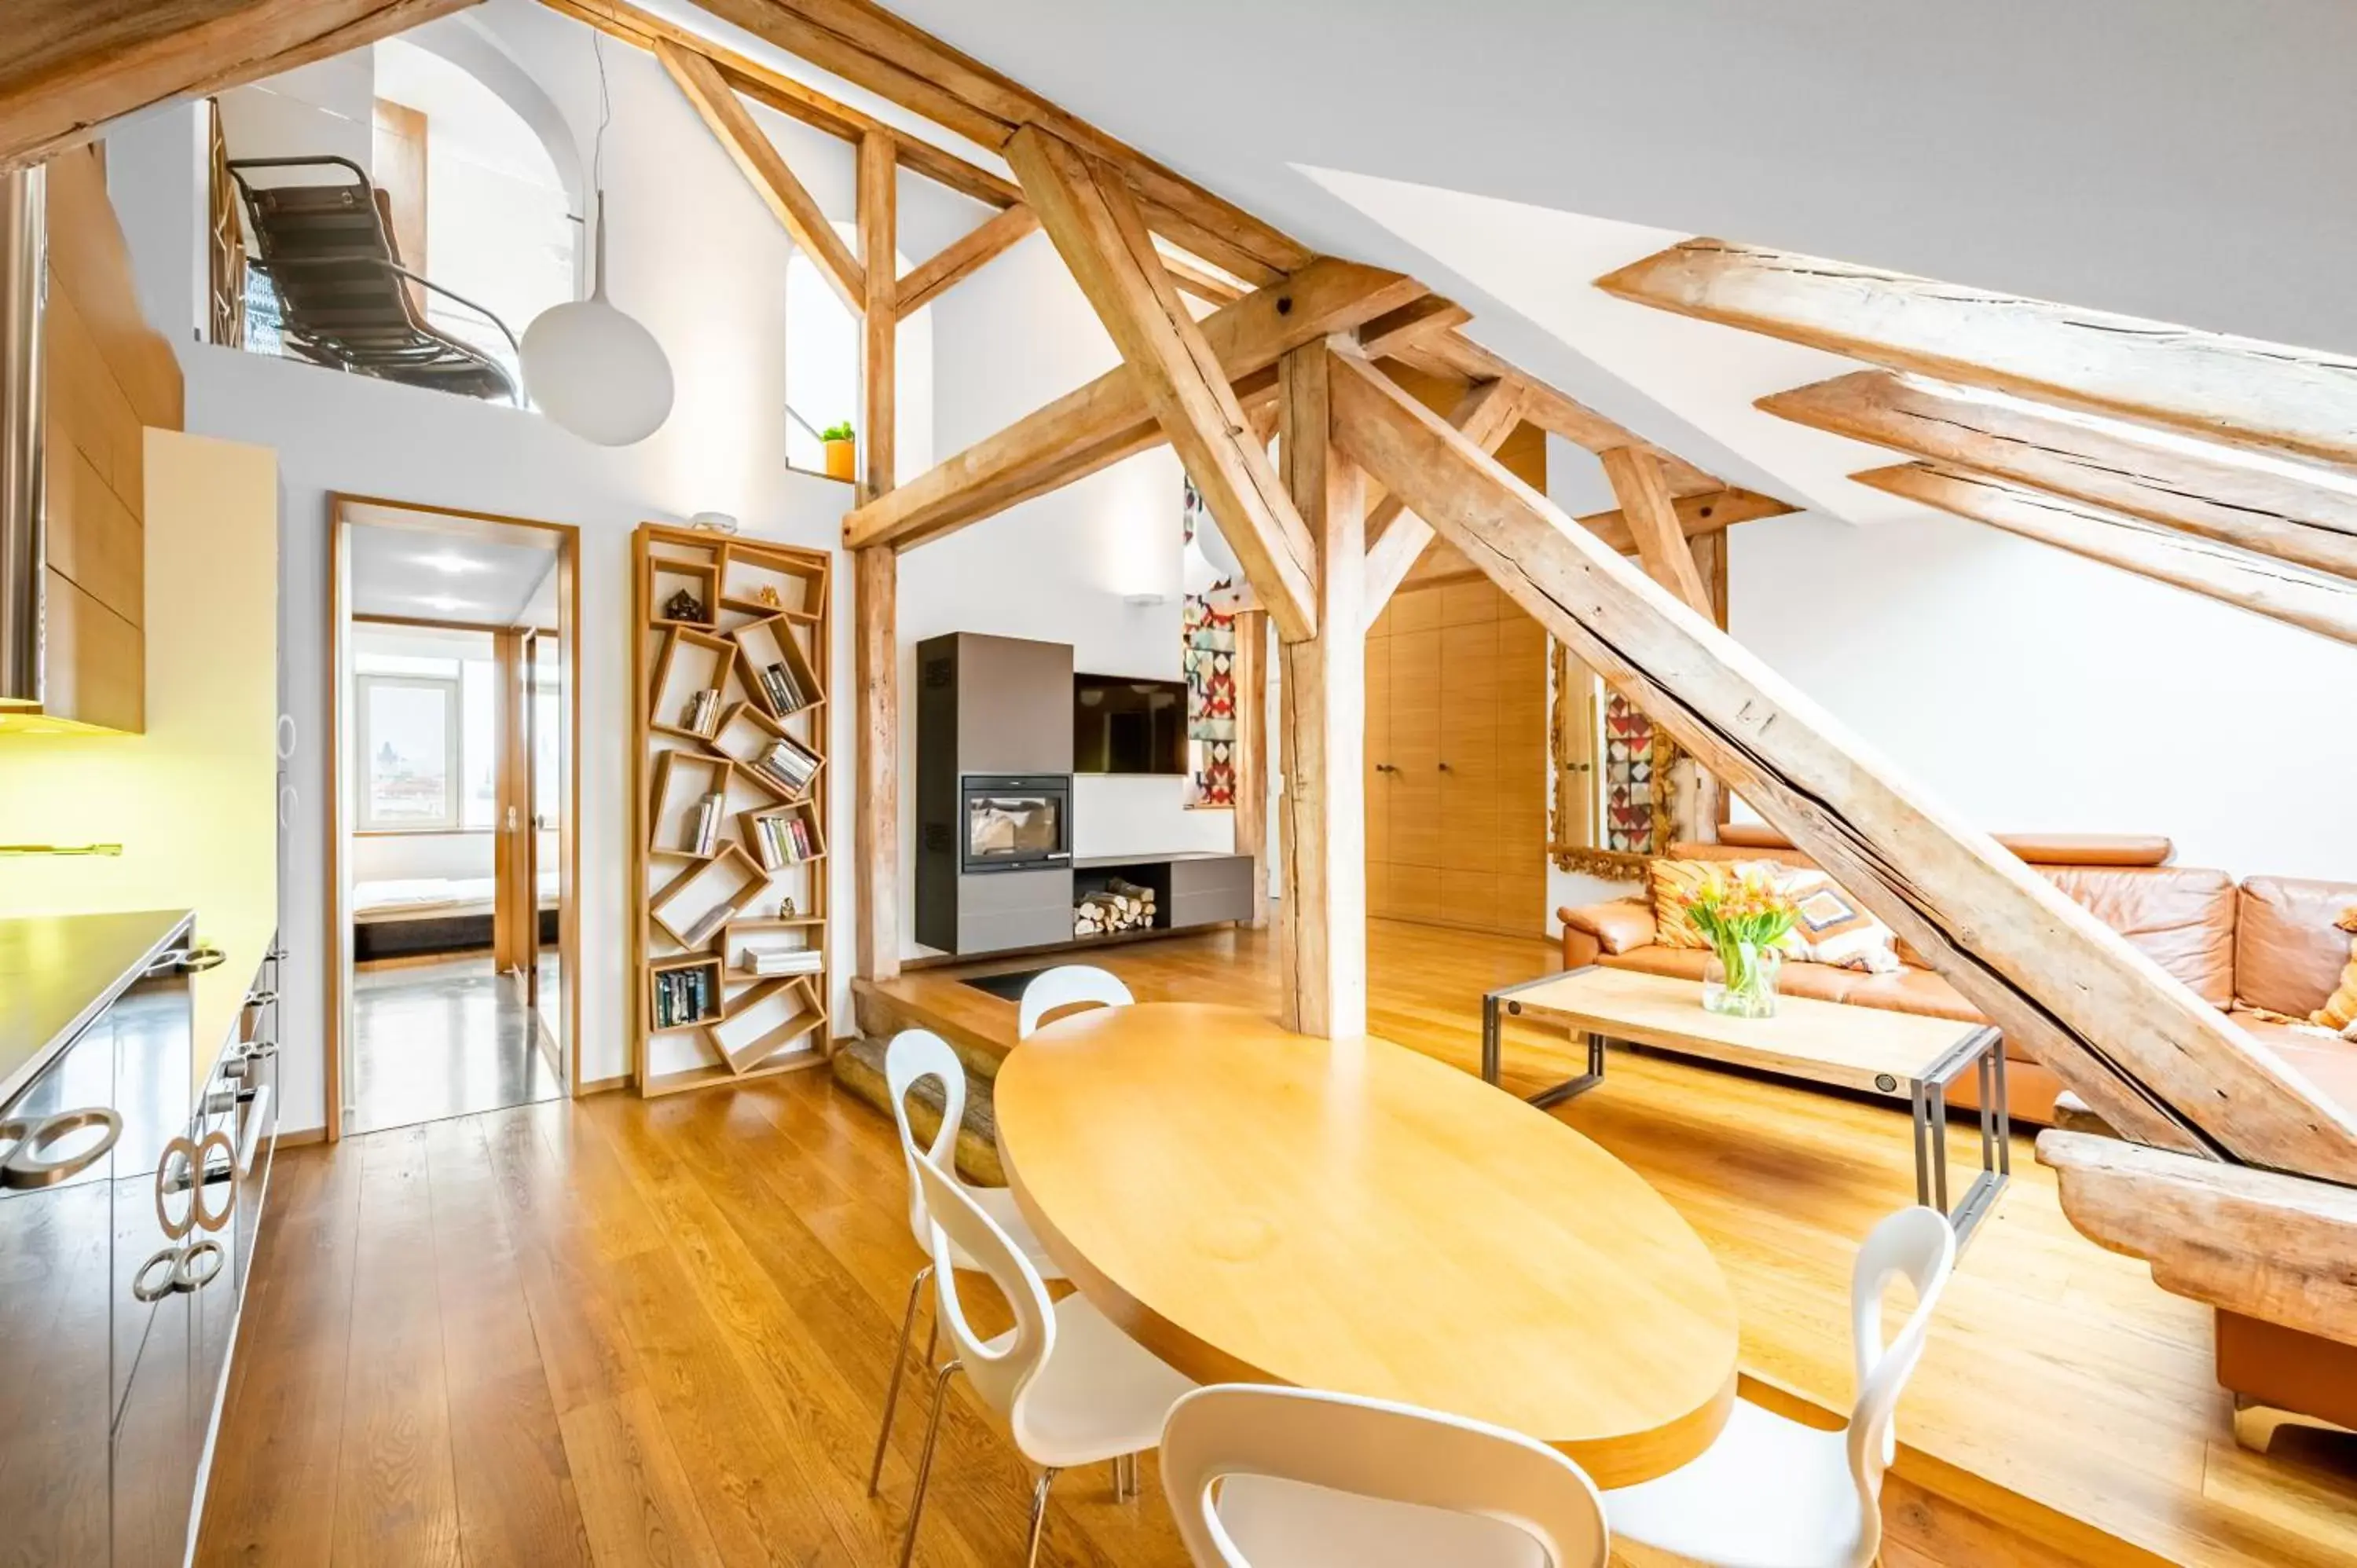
xmin=1156 ymin=250 xmax=1246 ymax=307
xmin=539 ymin=0 xmax=1021 ymax=210
xmin=1602 ymin=238 xmax=2357 ymax=471
xmin=1008 ymin=124 xmax=1318 ymax=640
xmin=841 ymin=257 xmax=1422 ymax=553
xmin=657 ymin=38 xmax=865 ymax=310
xmin=1762 ymin=369 xmax=2357 ymax=580
xmin=1855 ymin=462 xmax=2357 ymax=648
xmin=1602 ymin=446 xmax=1714 ymax=615
xmin=2039 ymin=1130 xmax=2357 ymax=1346
xmin=1398 ymin=328 xmax=1723 ymax=495
xmin=693 ymin=0 xmax=1312 ymax=284
xmin=1364 ymin=376 xmax=1526 ymax=615
xmin=1358 ymin=297 xmax=1473 ymax=361
xmin=0 ymin=0 xmax=479 ymax=170
xmin=1326 ymin=342 xmax=2357 ymax=1181
xmin=896 ymin=202 xmax=1039 ymax=318
xmin=1576 ymin=486 xmax=1794 ymax=555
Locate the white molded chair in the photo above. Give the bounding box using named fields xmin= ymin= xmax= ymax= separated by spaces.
xmin=1016 ymin=963 xmax=1133 ymax=1039
xmin=867 ymin=1029 xmax=1065 ymax=1497
xmin=1161 ymin=1383 xmax=1611 ymax=1568
xmin=897 ymin=1149 xmax=1194 ymax=1568
xmin=1604 ymin=1206 xmax=1958 ymax=1568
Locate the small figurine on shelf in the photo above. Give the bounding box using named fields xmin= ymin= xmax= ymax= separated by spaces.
xmin=664 ymin=587 xmax=706 ymax=623
xmin=753 ymin=584 xmax=783 ymax=610
xmin=778 ymin=896 xmax=797 ymax=918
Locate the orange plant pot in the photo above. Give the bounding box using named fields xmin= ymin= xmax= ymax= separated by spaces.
xmin=823 ymin=438 xmax=856 ymax=481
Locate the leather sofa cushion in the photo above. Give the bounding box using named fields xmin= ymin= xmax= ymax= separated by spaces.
xmin=1558 ymin=899 xmax=1657 ymax=956
xmin=2232 ymin=1010 xmax=2357 ymax=1119
xmin=2042 ymin=866 xmax=2238 ymax=1009
xmin=1713 ymin=823 xmax=2174 ymax=867
xmin=2236 ymin=876 xmax=2357 ymax=1018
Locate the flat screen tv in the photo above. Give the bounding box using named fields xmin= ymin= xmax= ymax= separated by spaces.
xmin=1073 ymin=673 xmax=1187 ymax=775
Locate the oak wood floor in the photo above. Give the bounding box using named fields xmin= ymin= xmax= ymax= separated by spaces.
xmin=198 ymin=921 xmax=2357 ymax=1566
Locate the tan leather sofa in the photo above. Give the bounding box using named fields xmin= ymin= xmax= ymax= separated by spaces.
xmin=1556 ymin=824 xmax=2357 ymax=1124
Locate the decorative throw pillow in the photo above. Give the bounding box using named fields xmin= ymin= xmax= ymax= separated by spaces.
xmin=1773 ymin=866 xmax=1904 ymax=974
xmin=1648 ymin=859 xmax=1754 ymax=949
xmin=1648 ymin=859 xmax=1802 ymax=953
xmin=2312 ymin=906 xmax=2357 ymax=1033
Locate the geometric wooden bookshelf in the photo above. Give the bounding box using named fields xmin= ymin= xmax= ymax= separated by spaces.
xmin=630 ymin=522 xmax=834 ymax=1098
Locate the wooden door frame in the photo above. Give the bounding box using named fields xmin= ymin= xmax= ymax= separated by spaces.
xmin=324 ymin=494 xmax=583 ymax=1142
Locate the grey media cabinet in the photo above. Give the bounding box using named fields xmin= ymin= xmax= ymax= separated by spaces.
xmin=915 ymin=630 xmax=1256 ymax=958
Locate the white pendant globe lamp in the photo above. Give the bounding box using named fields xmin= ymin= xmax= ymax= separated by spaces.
xmin=1194 ymin=513 xmax=1241 ymax=582
xmin=521 ymin=33 xmax=673 ymax=445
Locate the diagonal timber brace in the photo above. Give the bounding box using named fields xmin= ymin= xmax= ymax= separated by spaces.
xmin=1325 ymin=343 xmax=2357 ymax=1185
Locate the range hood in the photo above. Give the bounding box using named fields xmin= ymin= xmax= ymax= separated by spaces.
xmin=0 ymin=165 xmax=42 ymax=711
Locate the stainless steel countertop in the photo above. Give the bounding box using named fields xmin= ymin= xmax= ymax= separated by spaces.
xmin=0 ymin=909 xmax=192 ymax=1106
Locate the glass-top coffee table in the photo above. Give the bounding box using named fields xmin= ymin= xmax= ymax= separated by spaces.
xmin=1482 ymin=965 xmax=2011 ymax=1243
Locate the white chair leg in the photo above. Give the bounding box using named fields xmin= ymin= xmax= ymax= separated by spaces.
xmin=1024 ymin=1467 xmax=1060 ymax=1568
xmin=868 ymin=1263 xmax=933 ymax=1497
xmin=896 ymin=1359 xmax=962 ymax=1568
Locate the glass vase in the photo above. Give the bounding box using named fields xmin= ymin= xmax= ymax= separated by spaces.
xmin=1703 ymin=942 xmax=1781 ymax=1019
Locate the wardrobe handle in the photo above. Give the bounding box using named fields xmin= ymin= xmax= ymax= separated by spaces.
xmin=1438 ymin=761 xmax=1453 ymax=773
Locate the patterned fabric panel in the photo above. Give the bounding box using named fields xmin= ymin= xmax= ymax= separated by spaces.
xmin=1775 ymin=867 xmax=1903 ymax=973
xmin=1603 ymin=693 xmax=1656 ymax=855
xmin=1181 ymin=475 xmax=1239 ymax=807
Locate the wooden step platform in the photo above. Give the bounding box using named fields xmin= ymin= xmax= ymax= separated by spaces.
xmin=830 ymin=1033 xmax=1005 ymax=1185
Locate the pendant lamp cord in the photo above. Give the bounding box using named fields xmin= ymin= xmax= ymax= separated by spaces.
xmin=589 ymin=26 xmax=612 ymax=298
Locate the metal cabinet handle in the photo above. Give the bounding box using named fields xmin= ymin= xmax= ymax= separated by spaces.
xmin=0 ymin=1108 xmax=123 ymax=1189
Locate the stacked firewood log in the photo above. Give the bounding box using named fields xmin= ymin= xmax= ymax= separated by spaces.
xmin=1074 ymin=878 xmax=1157 ymax=937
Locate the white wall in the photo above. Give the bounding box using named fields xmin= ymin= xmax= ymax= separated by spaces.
xmin=1731 ymin=510 xmax=2357 ymax=885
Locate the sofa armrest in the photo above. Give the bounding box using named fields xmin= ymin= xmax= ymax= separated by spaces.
xmin=1559 ymin=899 xmax=1656 ymax=968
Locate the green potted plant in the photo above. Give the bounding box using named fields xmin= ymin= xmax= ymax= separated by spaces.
xmin=1684 ymin=866 xmax=1799 ymax=1019
xmin=820 ymin=420 xmax=856 ymax=482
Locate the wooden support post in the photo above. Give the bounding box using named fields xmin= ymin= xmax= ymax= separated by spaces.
xmin=858 ymin=129 xmax=896 ymax=500
xmin=1603 ymin=445 xmax=1725 ymax=839
xmin=1230 ymin=609 xmax=1270 ymax=929
xmin=1325 ymin=342 xmax=2357 ymax=1180
xmin=1276 ymin=343 xmax=1367 ymax=1038
xmin=853 ymin=546 xmax=899 ymax=980
xmin=852 ymin=129 xmax=900 ymax=983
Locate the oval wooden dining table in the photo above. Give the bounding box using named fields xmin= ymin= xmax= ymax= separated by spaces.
xmin=992 ymin=1002 xmax=1741 ymax=1489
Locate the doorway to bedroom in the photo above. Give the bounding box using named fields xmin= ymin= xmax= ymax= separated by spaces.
xmin=327 ymin=496 xmax=580 ymax=1137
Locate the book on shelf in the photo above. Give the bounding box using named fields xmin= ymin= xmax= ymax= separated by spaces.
xmin=749 ymin=735 xmax=820 ymax=798
xmin=739 ymin=947 xmax=823 ymax=976
xmin=686 ymin=789 xmax=724 ymax=855
xmin=654 ymin=964 xmax=717 ymax=1028
xmin=680 ymin=903 xmax=732 ymax=947
xmin=680 ymin=687 xmax=720 ymax=734
xmin=750 ymin=811 xmax=817 ymax=869
xmin=758 ymin=658 xmax=808 ymax=713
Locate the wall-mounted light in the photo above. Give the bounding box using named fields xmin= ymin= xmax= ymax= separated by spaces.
xmin=689 ymin=511 xmax=740 ymax=534
xmin=1124 ymin=592 xmax=1169 ymax=607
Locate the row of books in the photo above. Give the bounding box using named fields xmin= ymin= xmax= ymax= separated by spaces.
xmin=750 ymin=811 xmax=819 ymax=869
xmin=678 ymin=687 xmax=721 ymax=735
xmin=653 ymin=965 xmax=718 ymax=1028
xmin=739 ymin=947 xmax=823 ymax=976
xmin=750 ymin=735 xmax=821 ymax=798
xmin=684 ymin=789 xmax=724 ymax=855
xmin=757 ymin=657 xmax=812 ymax=714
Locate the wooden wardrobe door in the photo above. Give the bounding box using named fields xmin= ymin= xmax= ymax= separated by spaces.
xmin=1385 ymin=590 xmax=1442 ymax=925
xmin=1438 ymin=582 xmax=1502 ymax=929
xmin=1497 ymin=611 xmax=1550 ymax=935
